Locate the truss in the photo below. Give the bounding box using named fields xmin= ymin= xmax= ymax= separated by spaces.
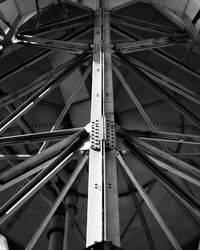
xmin=0 ymin=0 xmax=200 ymax=250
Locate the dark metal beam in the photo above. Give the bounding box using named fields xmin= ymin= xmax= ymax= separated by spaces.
xmin=25 ymin=153 xmax=88 ymax=250
xmin=121 ymin=166 xmax=156 ymax=250
xmin=125 ymin=129 xmax=200 ymax=145
xmin=120 ymin=179 xmax=156 ymax=240
xmin=0 ymin=128 xmax=82 ymax=146
xmin=0 ymin=24 xmax=93 ymax=82
xmin=0 ymin=127 xmax=89 ymax=184
xmin=115 ymin=34 xmax=189 ymax=54
xmin=0 ymin=15 xmax=23 ymax=49
xmin=39 ymin=65 xmax=92 ymax=152
xmin=0 ymin=52 xmax=90 ymax=134
xmin=111 ymin=13 xmax=185 ymax=36
xmin=19 ymin=14 xmax=93 ymax=36
xmin=113 ymin=64 xmax=156 ymax=131
xmin=117 ymin=152 xmax=182 ymax=250
xmin=112 ymin=63 xmax=169 ymax=153
xmin=0 ymin=34 xmax=92 ymax=108
xmin=111 ymin=25 xmax=200 ymax=79
xmin=117 ymin=131 xmax=200 ymax=219
xmin=118 ymin=128 xmax=200 ymax=186
xmin=125 ymin=55 xmax=200 ymax=105
xmin=16 ymin=35 xmax=90 ymax=53
xmin=0 ymin=130 xmax=88 ymax=225
xmin=181 ymin=13 xmax=200 ymax=45
xmin=116 ymin=53 xmax=200 ymax=130
xmin=35 ymin=0 xmax=41 ymax=27
xmin=6 ymin=103 xmax=35 ymax=134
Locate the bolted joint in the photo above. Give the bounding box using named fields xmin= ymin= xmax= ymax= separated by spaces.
xmin=90 ymin=119 xmax=116 ymax=151
xmin=90 ymin=120 xmax=101 ymax=151
xmin=105 ymin=119 xmax=115 ymax=150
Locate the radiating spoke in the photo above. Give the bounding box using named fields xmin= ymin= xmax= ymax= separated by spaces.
xmin=25 ymin=153 xmax=88 ymax=250
xmin=117 ymin=151 xmax=182 ymax=250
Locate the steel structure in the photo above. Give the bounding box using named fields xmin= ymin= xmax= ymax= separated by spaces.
xmin=0 ymin=0 xmax=200 ymax=249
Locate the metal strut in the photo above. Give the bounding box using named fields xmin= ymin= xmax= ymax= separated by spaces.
xmin=86 ymin=0 xmax=120 ymax=248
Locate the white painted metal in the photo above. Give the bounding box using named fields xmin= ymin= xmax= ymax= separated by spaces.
xmin=0 ymin=234 xmax=9 ymax=250
xmin=86 ymin=0 xmax=120 ymax=247
xmin=86 ymin=3 xmax=103 ymax=246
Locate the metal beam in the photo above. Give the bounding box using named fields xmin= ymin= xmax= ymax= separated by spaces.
xmin=117 ymin=152 xmax=182 ymax=250
xmin=19 ymin=14 xmax=93 ymax=36
xmin=0 ymin=50 xmax=53 ymax=82
xmin=115 ymin=34 xmax=189 ymax=54
xmin=117 ymin=132 xmax=200 ymax=218
xmin=0 ymin=128 xmax=82 ymax=146
xmin=118 ymin=128 xmax=200 ymax=186
xmin=116 ymin=53 xmax=200 ymax=130
xmin=0 ymin=157 xmax=58 ymax=192
xmin=16 ymin=35 xmax=90 ymax=54
xmin=113 ymin=63 xmax=169 ymax=154
xmin=86 ymin=1 xmax=120 ymax=247
xmin=0 ymin=24 xmax=93 ymax=82
xmin=125 ymin=129 xmax=200 ymax=145
xmin=25 ymin=153 xmax=88 ymax=250
xmin=164 ymin=187 xmax=200 ymax=230
xmin=113 ymin=64 xmax=158 ymax=132
xmin=0 ymin=52 xmax=88 ymax=108
xmin=181 ymin=13 xmax=200 ymax=45
xmin=35 ymin=0 xmax=41 ymax=27
xmin=125 ymin=55 xmax=200 ymax=105
xmin=121 ymin=166 xmax=156 ymax=249
xmin=5 ymin=104 xmax=35 ymax=133
xmin=0 ymin=52 xmax=90 ymax=134
xmin=149 ymin=156 xmax=200 ymax=187
xmin=0 ymin=127 xmax=89 ymax=184
xmin=39 ymin=65 xmax=92 ymax=153
xmin=0 ymin=129 xmax=88 ymax=225
xmin=111 ymin=25 xmax=200 ymax=79
xmin=120 ymin=179 xmax=156 ymax=240
xmin=111 ymin=13 xmax=185 ymax=35
xmin=0 ymin=154 xmax=31 ymax=160
xmin=0 ymin=15 xmax=24 ymax=50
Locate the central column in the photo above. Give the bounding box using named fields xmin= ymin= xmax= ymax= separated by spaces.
xmin=86 ymin=0 xmax=120 ymax=248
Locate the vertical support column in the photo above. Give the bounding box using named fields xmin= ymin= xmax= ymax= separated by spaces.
xmin=86 ymin=2 xmax=103 ymax=246
xmin=48 ymin=206 xmax=65 ymax=250
xmin=103 ymin=1 xmax=120 ymax=246
xmin=63 ymin=190 xmax=78 ymax=250
xmin=86 ymin=0 xmax=120 ymax=248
